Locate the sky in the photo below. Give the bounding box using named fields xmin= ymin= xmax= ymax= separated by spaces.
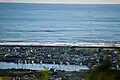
xmin=0 ymin=0 xmax=120 ymax=4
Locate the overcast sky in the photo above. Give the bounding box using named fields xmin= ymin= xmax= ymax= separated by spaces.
xmin=0 ymin=0 xmax=120 ymax=4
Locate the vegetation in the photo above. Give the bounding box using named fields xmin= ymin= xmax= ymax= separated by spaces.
xmin=84 ymin=48 xmax=120 ymax=80
xmin=84 ymin=62 xmax=116 ymax=80
xmin=37 ymin=68 xmax=53 ymax=80
xmin=0 ymin=76 xmax=8 ymax=80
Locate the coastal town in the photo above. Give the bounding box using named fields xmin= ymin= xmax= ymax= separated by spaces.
xmin=0 ymin=42 xmax=120 ymax=80
xmin=0 ymin=45 xmax=120 ymax=80
xmin=0 ymin=45 xmax=119 ymax=66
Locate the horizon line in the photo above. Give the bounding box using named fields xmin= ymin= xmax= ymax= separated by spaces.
xmin=0 ymin=2 xmax=120 ymax=4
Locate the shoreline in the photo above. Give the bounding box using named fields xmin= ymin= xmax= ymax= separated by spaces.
xmin=0 ymin=41 xmax=120 ymax=48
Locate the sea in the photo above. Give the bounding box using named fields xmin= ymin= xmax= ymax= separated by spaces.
xmin=0 ymin=3 xmax=120 ymax=43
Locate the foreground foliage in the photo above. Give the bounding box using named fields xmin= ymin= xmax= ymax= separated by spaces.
xmin=84 ymin=62 xmax=116 ymax=80
xmin=0 ymin=76 xmax=8 ymax=80
xmin=84 ymin=48 xmax=120 ymax=80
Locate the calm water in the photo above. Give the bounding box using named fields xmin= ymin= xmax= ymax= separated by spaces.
xmin=0 ymin=3 xmax=120 ymax=43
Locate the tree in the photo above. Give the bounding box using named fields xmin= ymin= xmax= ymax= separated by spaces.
xmin=84 ymin=61 xmax=116 ymax=80
xmin=37 ymin=68 xmax=53 ymax=80
xmin=84 ymin=48 xmax=120 ymax=80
